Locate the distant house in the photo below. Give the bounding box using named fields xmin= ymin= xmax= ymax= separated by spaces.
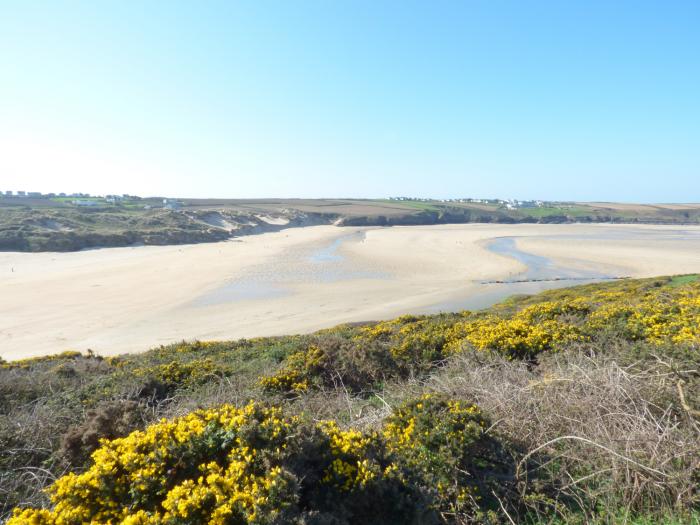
xmin=28 ymin=192 xmax=42 ymax=198
xmin=3 ymin=191 xmax=11 ymax=196
xmin=17 ymin=191 xmax=26 ymax=196
xmin=73 ymin=199 xmax=100 ymax=207
xmin=163 ymin=198 xmax=180 ymax=210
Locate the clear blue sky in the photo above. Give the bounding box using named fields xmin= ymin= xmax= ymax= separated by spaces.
xmin=1 ymin=1 xmax=698 ymax=201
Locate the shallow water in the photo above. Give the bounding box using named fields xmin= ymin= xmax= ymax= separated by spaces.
xmin=487 ymin=237 xmax=612 ymax=281
xmin=194 ymin=231 xmax=621 ymax=309
xmin=194 ymin=281 xmax=289 ymax=306
xmin=307 ymin=232 xmax=357 ymax=263
xmin=422 ymin=236 xmax=618 ymax=313
xmin=193 ymin=226 xmax=700 ymax=311
xmin=193 ymin=230 xmax=386 ymax=305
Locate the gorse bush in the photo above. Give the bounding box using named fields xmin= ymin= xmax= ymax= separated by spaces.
xmin=383 ymin=394 xmax=515 ymax=520
xmin=130 ymin=358 xmax=233 ymax=402
xmin=442 ymin=314 xmax=584 ymax=358
xmin=259 ymin=335 xmax=400 ymax=396
xmin=359 ymin=280 xmax=700 ymax=361
xmin=2 ymin=275 xmax=699 ymax=524
xmin=259 ymin=277 xmax=700 ymax=396
xmin=0 ymin=350 xmax=83 ymax=370
xmin=8 ymin=396 xmax=511 ymax=525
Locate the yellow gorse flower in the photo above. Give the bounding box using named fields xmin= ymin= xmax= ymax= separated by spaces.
xmin=8 ymin=402 xmax=298 ymax=525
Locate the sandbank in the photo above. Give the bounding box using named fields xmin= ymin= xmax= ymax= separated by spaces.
xmin=2 ymin=223 xmax=700 ymax=360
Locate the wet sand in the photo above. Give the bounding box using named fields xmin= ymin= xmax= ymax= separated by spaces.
xmin=2 ymin=223 xmax=700 ymax=360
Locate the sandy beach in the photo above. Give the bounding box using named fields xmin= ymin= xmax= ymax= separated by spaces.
xmin=2 ymin=223 xmax=700 ymax=360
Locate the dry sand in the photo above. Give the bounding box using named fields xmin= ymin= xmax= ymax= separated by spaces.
xmin=2 ymin=223 xmax=700 ymax=360
xmin=515 ymin=224 xmax=700 ymax=276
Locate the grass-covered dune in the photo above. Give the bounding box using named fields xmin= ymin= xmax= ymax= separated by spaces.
xmin=3 ymin=197 xmax=700 ymax=252
xmin=2 ymin=276 xmax=699 ymax=524
xmin=0 ymin=205 xmax=323 ymax=252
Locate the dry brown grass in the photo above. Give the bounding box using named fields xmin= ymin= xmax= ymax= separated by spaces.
xmin=221 ymin=346 xmax=699 ymax=521
xmin=424 ymin=350 xmax=700 ymax=519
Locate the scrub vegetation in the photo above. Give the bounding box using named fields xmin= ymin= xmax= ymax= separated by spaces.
xmin=3 ymin=196 xmax=700 ymax=252
xmin=0 ymin=202 xmax=322 ymax=252
xmin=1 ymin=276 xmax=699 ymax=523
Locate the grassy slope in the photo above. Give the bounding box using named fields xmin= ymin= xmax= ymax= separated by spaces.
xmin=2 ymin=275 xmax=699 ymax=523
xmin=2 ymin=197 xmax=700 ymax=252
xmin=0 ymin=205 xmax=227 ymax=251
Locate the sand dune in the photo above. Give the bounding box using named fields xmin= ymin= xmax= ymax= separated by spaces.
xmin=2 ymin=223 xmax=700 ymax=360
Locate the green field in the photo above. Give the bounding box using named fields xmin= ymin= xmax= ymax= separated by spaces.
xmin=513 ymin=205 xmax=595 ymax=218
